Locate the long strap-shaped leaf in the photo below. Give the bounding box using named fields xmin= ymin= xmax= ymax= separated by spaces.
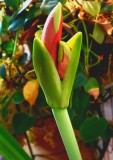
xmin=0 ymin=125 xmax=32 ymax=160
xmin=33 ymin=38 xmax=61 ymax=108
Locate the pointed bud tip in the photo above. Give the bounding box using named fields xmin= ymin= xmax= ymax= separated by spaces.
xmin=53 ymin=2 xmax=62 ymax=33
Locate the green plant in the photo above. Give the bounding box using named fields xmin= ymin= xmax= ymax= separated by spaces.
xmin=0 ymin=0 xmax=113 ymax=160
xmin=33 ymin=3 xmax=82 ymax=159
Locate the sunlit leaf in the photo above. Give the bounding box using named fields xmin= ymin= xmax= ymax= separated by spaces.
xmin=92 ymin=23 xmax=105 ymax=44
xmin=82 ymin=1 xmax=101 ymax=17
xmin=84 ymin=77 xmax=99 ymax=99
xmin=8 ymin=0 xmax=32 ymax=27
xmin=18 ymin=0 xmax=32 ymax=14
xmin=41 ymin=0 xmax=67 ymax=14
xmin=8 ymin=17 xmax=26 ymax=31
xmin=23 ymin=79 xmax=39 ymax=106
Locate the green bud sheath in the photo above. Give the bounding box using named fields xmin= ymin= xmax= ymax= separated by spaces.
xmin=61 ymin=32 xmax=82 ymax=108
xmin=33 ymin=37 xmax=61 ymax=108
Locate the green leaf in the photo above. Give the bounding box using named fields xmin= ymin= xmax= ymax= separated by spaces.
xmin=26 ymin=3 xmax=42 ymax=20
xmin=8 ymin=17 xmax=25 ymax=31
xmin=0 ymin=124 xmax=32 ymax=160
xmin=2 ymin=41 xmax=14 ymax=54
xmin=68 ymin=108 xmax=75 ymax=121
xmin=12 ymin=90 xmax=24 ymax=104
xmin=73 ymin=114 xmax=87 ymax=130
xmin=18 ymin=0 xmax=32 ymax=15
xmin=0 ymin=94 xmax=9 ymax=104
xmin=0 ymin=96 xmax=12 ymax=118
xmin=2 ymin=15 xmax=10 ymax=34
xmin=0 ymin=9 xmax=3 ymax=34
xmin=0 ymin=65 xmax=6 ymax=80
xmin=61 ymin=32 xmax=82 ymax=108
xmin=72 ymin=90 xmax=90 ymax=115
xmin=8 ymin=0 xmax=32 ymax=26
xmin=41 ymin=0 xmax=67 ymax=14
xmin=100 ymin=2 xmax=113 ymax=13
xmin=33 ymin=37 xmax=61 ymax=108
xmin=80 ymin=116 xmax=109 ymax=143
xmin=92 ymin=23 xmax=105 ymax=44
xmin=84 ymin=77 xmax=99 ymax=93
xmin=12 ymin=112 xmax=37 ymax=134
xmin=4 ymin=0 xmax=20 ymax=10
xmin=102 ymin=126 xmax=113 ymax=141
xmin=82 ymin=1 xmax=101 ymax=17
xmin=74 ymin=72 xmax=88 ymax=89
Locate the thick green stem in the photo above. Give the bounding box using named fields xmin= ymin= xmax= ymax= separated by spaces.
xmin=52 ymin=108 xmax=82 ymax=160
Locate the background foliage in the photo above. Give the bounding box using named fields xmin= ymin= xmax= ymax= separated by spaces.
xmin=1 ymin=0 xmax=113 ymax=159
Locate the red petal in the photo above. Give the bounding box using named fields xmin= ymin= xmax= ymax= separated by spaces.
xmin=57 ymin=54 xmax=69 ymax=79
xmin=41 ymin=5 xmax=63 ymax=65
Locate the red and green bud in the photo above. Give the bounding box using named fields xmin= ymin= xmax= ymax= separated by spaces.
xmin=57 ymin=41 xmax=71 ymax=78
xmin=41 ymin=3 xmax=63 ymax=65
xmin=33 ymin=3 xmax=82 ymax=108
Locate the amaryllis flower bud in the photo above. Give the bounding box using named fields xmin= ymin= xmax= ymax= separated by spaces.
xmin=58 ymin=54 xmax=69 ymax=78
xmin=41 ymin=3 xmax=63 ymax=65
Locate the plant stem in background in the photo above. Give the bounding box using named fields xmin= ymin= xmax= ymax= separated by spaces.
xmin=24 ymin=132 xmax=35 ymax=159
xmin=82 ymin=20 xmax=89 ymax=75
xmin=52 ymin=108 xmax=82 ymax=160
xmin=108 ymin=54 xmax=112 ymax=85
xmin=13 ymin=30 xmax=19 ymax=56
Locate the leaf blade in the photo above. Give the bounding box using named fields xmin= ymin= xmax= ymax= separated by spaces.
xmin=0 ymin=125 xmax=32 ymax=160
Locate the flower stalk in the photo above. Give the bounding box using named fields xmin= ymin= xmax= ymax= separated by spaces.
xmin=52 ymin=108 xmax=82 ymax=160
